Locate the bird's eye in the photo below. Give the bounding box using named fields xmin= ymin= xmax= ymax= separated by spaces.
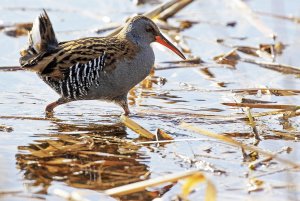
xmin=146 ymin=26 xmax=154 ymax=33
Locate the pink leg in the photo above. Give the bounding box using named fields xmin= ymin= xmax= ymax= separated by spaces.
xmin=45 ymin=98 xmax=67 ymax=113
xmin=115 ymin=95 xmax=130 ymax=116
xmin=121 ymin=102 xmax=130 ymax=116
xmin=45 ymin=101 xmax=59 ymax=112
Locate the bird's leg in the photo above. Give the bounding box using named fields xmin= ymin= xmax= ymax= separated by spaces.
xmin=45 ymin=98 xmax=67 ymax=114
xmin=122 ymin=102 xmax=130 ymax=116
xmin=114 ymin=94 xmax=130 ymax=116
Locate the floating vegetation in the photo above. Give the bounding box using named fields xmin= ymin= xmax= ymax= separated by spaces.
xmin=1 ymin=22 xmax=32 ymax=37
xmin=0 ymin=124 xmax=13 ymax=132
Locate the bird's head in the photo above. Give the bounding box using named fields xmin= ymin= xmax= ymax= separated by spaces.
xmin=120 ymin=15 xmax=185 ymax=60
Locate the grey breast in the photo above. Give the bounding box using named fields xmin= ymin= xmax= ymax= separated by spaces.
xmin=88 ymin=45 xmax=155 ymax=100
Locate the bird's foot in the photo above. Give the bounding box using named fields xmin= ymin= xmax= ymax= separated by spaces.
xmin=123 ymin=109 xmax=130 ymax=116
xmin=45 ymin=102 xmax=56 ymax=118
xmin=45 ymin=111 xmax=54 ymax=118
xmin=114 ymin=94 xmax=130 ymax=116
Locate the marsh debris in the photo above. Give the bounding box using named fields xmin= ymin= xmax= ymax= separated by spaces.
xmin=1 ymin=22 xmax=32 ymax=37
xmin=16 ymin=133 xmax=149 ymax=195
xmin=0 ymin=124 xmax=13 ymax=132
xmin=213 ymin=49 xmax=240 ymax=67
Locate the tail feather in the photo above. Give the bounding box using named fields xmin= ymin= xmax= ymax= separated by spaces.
xmin=38 ymin=10 xmax=58 ymax=51
xmin=20 ymin=9 xmax=59 ymax=70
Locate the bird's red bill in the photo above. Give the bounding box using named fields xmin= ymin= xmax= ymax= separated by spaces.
xmin=155 ymin=35 xmax=186 ymax=60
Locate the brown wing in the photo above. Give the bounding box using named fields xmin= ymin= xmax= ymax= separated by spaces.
xmin=20 ymin=10 xmax=138 ymax=80
xmin=23 ymin=36 xmax=138 ymax=80
xmin=43 ymin=37 xmax=137 ymax=79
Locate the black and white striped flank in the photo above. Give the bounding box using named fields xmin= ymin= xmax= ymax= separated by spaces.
xmin=42 ymin=52 xmax=107 ymax=100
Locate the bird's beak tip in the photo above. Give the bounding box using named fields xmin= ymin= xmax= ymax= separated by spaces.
xmin=155 ymin=35 xmax=186 ymax=60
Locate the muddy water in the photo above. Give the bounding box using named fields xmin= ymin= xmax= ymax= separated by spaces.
xmin=0 ymin=0 xmax=300 ymax=200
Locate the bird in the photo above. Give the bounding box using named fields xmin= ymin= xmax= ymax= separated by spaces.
xmin=19 ymin=10 xmax=185 ymax=116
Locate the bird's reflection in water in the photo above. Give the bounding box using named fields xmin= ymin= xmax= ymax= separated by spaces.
xmin=16 ymin=121 xmax=160 ymax=200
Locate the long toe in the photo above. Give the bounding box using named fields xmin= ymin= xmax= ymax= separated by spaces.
xmin=45 ymin=111 xmax=54 ymax=118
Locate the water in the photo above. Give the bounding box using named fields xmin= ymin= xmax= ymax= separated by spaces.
xmin=0 ymin=0 xmax=300 ymax=200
